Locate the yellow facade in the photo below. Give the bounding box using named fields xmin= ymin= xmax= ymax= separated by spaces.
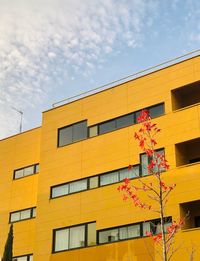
xmin=0 ymin=55 xmax=200 ymax=261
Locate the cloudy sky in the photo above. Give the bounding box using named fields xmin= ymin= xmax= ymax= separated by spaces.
xmin=0 ymin=0 xmax=200 ymax=139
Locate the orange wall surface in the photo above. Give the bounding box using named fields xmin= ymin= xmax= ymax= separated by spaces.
xmin=0 ymin=127 xmax=40 ymax=257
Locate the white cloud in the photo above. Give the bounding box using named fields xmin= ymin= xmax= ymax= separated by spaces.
xmin=0 ymin=0 xmax=157 ymax=139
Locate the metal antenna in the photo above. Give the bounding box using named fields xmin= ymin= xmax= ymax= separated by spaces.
xmin=11 ymin=107 xmax=23 ymax=133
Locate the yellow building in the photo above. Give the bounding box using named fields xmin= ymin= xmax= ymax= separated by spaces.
xmin=0 ymin=53 xmax=200 ymax=261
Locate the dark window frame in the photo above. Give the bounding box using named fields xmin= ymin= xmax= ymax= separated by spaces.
xmin=50 ymin=177 xmax=90 ymax=199
xmin=97 ymin=221 xmax=142 ymax=244
xmin=52 ymin=221 xmax=96 ymax=253
xmin=13 ymin=254 xmax=33 ymax=261
xmin=58 ymin=103 xmax=164 ymax=145
xmin=98 ymin=112 xmax=135 ymax=135
xmin=92 ymin=102 xmax=164 ymax=136
xmin=9 ymin=207 xmax=36 ymax=223
xmin=58 ymin=120 xmax=88 ymax=147
xmin=140 ymin=148 xmax=165 ymax=176
xmin=50 ymin=164 xmax=140 ymax=199
xmin=13 ymin=163 xmax=39 ymax=180
xmin=97 ymin=216 xmax=172 ymax=245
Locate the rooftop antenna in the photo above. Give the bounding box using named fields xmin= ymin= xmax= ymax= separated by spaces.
xmin=11 ymin=107 xmax=23 ymax=133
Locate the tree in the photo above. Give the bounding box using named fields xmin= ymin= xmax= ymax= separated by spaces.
xmin=118 ymin=110 xmax=184 ymax=261
xmin=2 ymin=224 xmax=13 ymax=261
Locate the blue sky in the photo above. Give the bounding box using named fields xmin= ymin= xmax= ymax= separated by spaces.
xmin=0 ymin=0 xmax=200 ymax=139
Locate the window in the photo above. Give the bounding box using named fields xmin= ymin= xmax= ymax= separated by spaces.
xmin=99 ymin=228 xmax=119 ymax=243
xmin=98 ymin=224 xmax=141 ymax=244
xmin=100 ymin=171 xmax=119 ymax=186
xmin=98 ymin=217 xmax=172 ymax=245
xmin=98 ymin=113 xmax=134 ymax=135
xmin=171 ymin=81 xmax=200 ymax=111
xmin=69 ymin=179 xmax=87 ymax=193
xmin=119 ymin=224 xmax=141 ymax=239
xmin=99 ymin=165 xmax=140 ymax=186
xmin=141 ymin=153 xmax=149 ymax=176
xmin=149 ymin=103 xmax=164 ymax=118
xmin=14 ymin=164 xmax=39 ymax=179
xmin=10 ymin=207 xmax=36 ymax=223
xmin=119 ymin=166 xmax=139 ymax=181
xmin=99 ymin=120 xmax=116 ymax=134
xmin=58 ymin=120 xmax=87 ymax=147
xmin=180 ymin=200 xmax=200 ymax=229
xmin=98 ymin=103 xmax=163 ymax=135
xmin=140 ymin=149 xmax=165 ymax=176
xmin=116 ymin=114 xmax=134 ymax=129
xmin=51 ymin=184 xmax=69 ymax=198
xmin=175 ymin=138 xmax=200 ymax=167
xmin=142 ymin=217 xmax=172 ymax=235
xmin=89 ymin=126 xmax=98 ymax=137
xmin=53 ymin=222 xmax=96 ymax=252
xmin=62 ymin=103 xmax=164 ymax=142
xmin=87 ymin=222 xmax=96 ymax=246
xmin=51 ymin=179 xmax=87 ymax=198
xmin=69 ymin=225 xmax=85 ymax=249
xmin=135 ymin=103 xmax=164 ymax=122
xmin=13 ymin=255 xmax=33 ymax=261
xmin=89 ymin=176 xmax=99 ymax=189
xmin=51 ymin=165 xmax=140 ymax=199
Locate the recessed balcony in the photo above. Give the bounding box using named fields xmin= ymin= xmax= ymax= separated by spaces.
xmin=175 ymin=138 xmax=200 ymax=167
xmin=171 ymin=81 xmax=200 ymax=111
xmin=180 ymin=200 xmax=200 ymax=229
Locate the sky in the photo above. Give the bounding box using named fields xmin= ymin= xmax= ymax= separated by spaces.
xmin=0 ymin=0 xmax=200 ymax=139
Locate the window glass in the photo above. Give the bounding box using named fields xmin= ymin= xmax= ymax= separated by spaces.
xmin=119 ymin=166 xmax=139 ymax=181
xmin=73 ymin=121 xmax=87 ymax=142
xmin=14 ymin=257 xmax=28 ymax=261
xmin=100 ymin=171 xmax=119 ymax=186
xmin=87 ymin=223 xmax=96 ymax=246
xmin=21 ymin=209 xmax=31 ymax=220
xmin=89 ymin=176 xmax=99 ymax=189
xmin=35 ymin=164 xmax=39 ymax=173
xmin=10 ymin=212 xmax=20 ymax=222
xmin=150 ymin=220 xmax=158 ymax=234
xmin=69 ymin=225 xmax=85 ymax=249
xmin=150 ymin=219 xmax=172 ymax=234
xmin=155 ymin=222 xmax=161 ymax=234
xmin=119 ymin=227 xmax=128 ymax=240
xmin=24 ymin=166 xmax=34 ymax=176
xmin=99 ymin=120 xmax=116 ymax=134
xmin=153 ymin=149 xmax=165 ymax=173
xmin=58 ymin=126 xmax=73 ymax=146
xmin=55 ymin=229 xmax=69 ymax=251
xmin=142 ymin=222 xmax=151 ymax=236
xmin=89 ymin=126 xmax=98 ymax=137
xmin=14 ymin=169 xmax=24 ymax=179
xmin=99 ymin=229 xmax=119 ymax=243
xmin=52 ymin=184 xmax=69 ymax=198
xmin=116 ymin=114 xmax=134 ymax=129
xmin=69 ymin=179 xmax=87 ymax=193
xmin=29 ymin=255 xmax=33 ymax=261
xmin=128 ymin=224 xmax=140 ymax=238
xmin=32 ymin=208 xmax=36 ymax=218
xmin=164 ymin=221 xmax=172 ymax=233
xmin=149 ymin=104 xmax=164 ymax=118
xmin=141 ymin=154 xmax=149 ymax=176
xmin=135 ymin=110 xmax=142 ymax=123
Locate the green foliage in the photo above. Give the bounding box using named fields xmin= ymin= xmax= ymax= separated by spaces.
xmin=2 ymin=224 xmax=13 ymax=261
